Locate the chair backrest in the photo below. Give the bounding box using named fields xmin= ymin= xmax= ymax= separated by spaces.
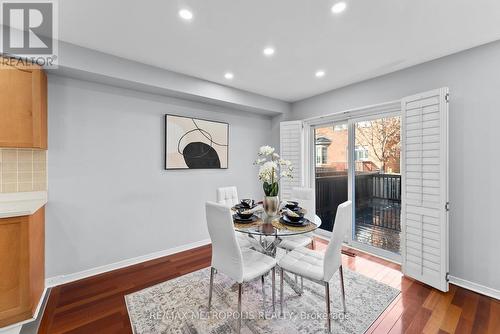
xmin=291 ymin=187 xmax=315 ymax=221
xmin=216 ymin=186 xmax=239 ymax=207
xmin=323 ymin=201 xmax=352 ymax=281
xmin=205 ymin=201 xmax=244 ymax=282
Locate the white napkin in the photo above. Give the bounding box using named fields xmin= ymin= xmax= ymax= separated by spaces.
xmin=284 ymin=208 xmax=300 ymax=217
xmin=249 ymin=204 xmax=264 ymax=213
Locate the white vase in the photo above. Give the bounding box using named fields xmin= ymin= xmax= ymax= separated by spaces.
xmin=263 ymin=196 xmax=280 ymax=218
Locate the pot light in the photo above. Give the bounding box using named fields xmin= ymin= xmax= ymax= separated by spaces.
xmin=263 ymin=47 xmax=275 ymax=56
xmin=315 ymin=70 xmax=326 ymax=78
xmin=178 ymin=9 xmax=193 ymax=20
xmin=224 ymin=72 xmax=234 ymax=80
xmin=331 ymin=2 xmax=347 ymax=14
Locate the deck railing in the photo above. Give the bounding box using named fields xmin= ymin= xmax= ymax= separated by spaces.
xmin=355 ymin=172 xmax=401 ymax=202
xmin=315 ymin=173 xmax=348 ymax=232
xmin=315 ymin=171 xmax=401 ymax=232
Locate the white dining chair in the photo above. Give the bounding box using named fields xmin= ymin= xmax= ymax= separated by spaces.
xmin=206 ymin=202 xmax=277 ymax=333
xmin=278 ymin=201 xmax=351 ymax=333
xmin=278 ymin=187 xmax=322 ymax=252
xmin=216 ymin=186 xmax=239 ymax=206
xmin=216 ymin=186 xmax=253 ymax=249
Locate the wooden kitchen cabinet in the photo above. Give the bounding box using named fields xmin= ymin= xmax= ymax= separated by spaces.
xmin=0 ymin=207 xmax=44 ymax=328
xmin=0 ymin=58 xmax=47 ymax=149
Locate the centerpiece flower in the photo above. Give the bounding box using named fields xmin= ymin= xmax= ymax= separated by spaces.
xmin=254 ymin=146 xmax=293 ymax=217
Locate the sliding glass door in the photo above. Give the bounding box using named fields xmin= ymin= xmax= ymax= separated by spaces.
xmin=314 ymin=122 xmax=348 ymax=234
xmin=313 ymin=115 xmax=402 ymax=261
xmin=353 ymin=116 xmax=401 ymax=259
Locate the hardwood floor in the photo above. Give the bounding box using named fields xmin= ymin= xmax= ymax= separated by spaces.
xmin=39 ymin=239 xmax=499 ymax=334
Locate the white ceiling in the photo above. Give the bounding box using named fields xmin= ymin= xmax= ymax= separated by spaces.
xmin=59 ymin=0 xmax=500 ymax=102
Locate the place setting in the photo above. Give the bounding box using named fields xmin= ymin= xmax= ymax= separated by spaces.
xmin=232 ymin=199 xmax=261 ymax=224
xmin=280 ymin=201 xmax=308 ymax=226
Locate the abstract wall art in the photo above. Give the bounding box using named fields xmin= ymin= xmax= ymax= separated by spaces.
xmin=165 ymin=114 xmax=229 ymax=169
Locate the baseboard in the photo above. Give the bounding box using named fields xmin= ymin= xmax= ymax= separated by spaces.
xmin=32 ymin=287 xmax=49 ymax=323
xmin=45 ymin=239 xmax=211 ymax=287
xmin=449 ymin=275 xmax=500 ymax=300
xmin=43 ymin=236 xmax=500 ymax=302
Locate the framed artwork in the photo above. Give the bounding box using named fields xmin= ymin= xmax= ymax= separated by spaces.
xmin=165 ymin=114 xmax=229 ymax=169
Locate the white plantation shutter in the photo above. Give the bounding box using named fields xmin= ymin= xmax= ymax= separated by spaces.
xmin=280 ymin=121 xmax=304 ymax=200
xmin=401 ymin=88 xmax=449 ymax=292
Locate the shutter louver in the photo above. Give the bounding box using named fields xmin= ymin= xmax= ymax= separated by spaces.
xmin=279 ymin=121 xmax=304 ymax=201
xmin=401 ymin=88 xmax=449 ymax=292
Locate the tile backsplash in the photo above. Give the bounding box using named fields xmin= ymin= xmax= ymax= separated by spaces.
xmin=0 ymin=148 xmax=47 ymax=193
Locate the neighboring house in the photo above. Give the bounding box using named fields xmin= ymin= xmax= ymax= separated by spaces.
xmin=315 ymin=119 xmax=401 ymax=174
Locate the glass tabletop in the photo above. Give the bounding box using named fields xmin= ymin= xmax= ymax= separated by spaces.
xmin=233 ymin=211 xmax=318 ymax=237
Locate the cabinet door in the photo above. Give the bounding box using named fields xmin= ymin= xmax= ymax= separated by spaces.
xmin=0 ymin=61 xmax=47 ymax=148
xmin=0 ymin=207 xmax=44 ymax=327
xmin=0 ymin=65 xmax=34 ymax=147
xmin=0 ymin=216 xmax=31 ymax=327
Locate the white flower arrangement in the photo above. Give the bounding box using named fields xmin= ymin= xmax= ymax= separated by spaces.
xmin=258 ymin=145 xmax=275 ymax=156
xmin=254 ymin=146 xmax=293 ymax=196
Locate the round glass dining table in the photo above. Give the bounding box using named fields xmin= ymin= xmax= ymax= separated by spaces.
xmin=232 ymin=209 xmax=319 ymax=257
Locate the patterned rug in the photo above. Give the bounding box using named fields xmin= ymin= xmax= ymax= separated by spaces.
xmin=125 ymin=267 xmax=399 ymax=334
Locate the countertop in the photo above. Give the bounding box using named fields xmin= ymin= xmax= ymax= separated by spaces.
xmin=0 ymin=191 xmax=47 ymax=219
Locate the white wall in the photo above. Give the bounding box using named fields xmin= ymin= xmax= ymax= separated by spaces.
xmin=287 ymin=41 xmax=500 ymax=292
xmin=46 ymin=76 xmax=272 ymax=278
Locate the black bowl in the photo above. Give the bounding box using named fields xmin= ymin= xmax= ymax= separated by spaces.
xmin=285 ymin=211 xmax=304 ymax=222
xmin=285 ymin=201 xmax=299 ymax=209
xmin=240 ymin=199 xmax=254 ymax=208
xmin=237 ymin=210 xmax=253 ymax=219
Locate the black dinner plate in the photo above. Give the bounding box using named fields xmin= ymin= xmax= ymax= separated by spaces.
xmin=281 ymin=215 xmax=308 ymax=226
xmin=233 ymin=214 xmax=258 ymax=223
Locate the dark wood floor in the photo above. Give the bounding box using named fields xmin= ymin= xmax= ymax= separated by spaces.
xmin=39 ymin=239 xmax=499 ymax=334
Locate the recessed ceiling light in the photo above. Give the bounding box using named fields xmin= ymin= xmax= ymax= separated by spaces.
xmin=224 ymin=72 xmax=234 ymax=80
xmin=331 ymin=2 xmax=347 ymax=14
xmin=263 ymin=47 xmax=275 ymax=56
xmin=178 ymin=9 xmax=193 ymax=20
xmin=315 ymin=70 xmax=326 ymax=78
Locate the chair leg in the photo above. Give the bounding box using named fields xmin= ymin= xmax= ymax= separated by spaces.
xmin=280 ymin=267 xmax=284 ymax=316
xmin=311 ymin=238 xmax=315 ymax=250
xmin=261 ymin=275 xmax=266 ymax=312
xmin=237 ymin=283 xmax=243 ymax=334
xmin=339 ymin=265 xmax=347 ymax=314
xmin=208 ymin=267 xmax=215 ymax=310
xmin=272 ymin=267 xmax=276 ymax=313
xmin=325 ymin=282 xmax=331 ymax=333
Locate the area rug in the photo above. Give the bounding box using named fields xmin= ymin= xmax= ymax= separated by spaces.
xmin=125 ymin=267 xmax=399 ymax=334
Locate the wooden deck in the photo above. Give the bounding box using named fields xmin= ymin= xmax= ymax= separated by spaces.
xmin=354 ymin=199 xmax=401 ymax=254
xmin=354 ymin=222 xmax=401 ymax=254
